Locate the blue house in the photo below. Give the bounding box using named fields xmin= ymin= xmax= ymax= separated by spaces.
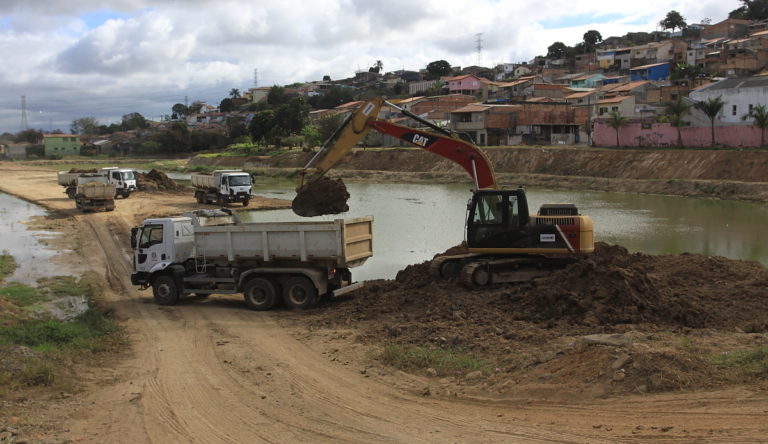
xmin=630 ymin=62 xmax=670 ymax=81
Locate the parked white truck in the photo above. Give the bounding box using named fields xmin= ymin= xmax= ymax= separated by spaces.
xmin=57 ymin=167 xmax=136 ymax=199
xmin=191 ymin=170 xmax=253 ymax=206
xmin=75 ymin=174 xmax=116 ymax=212
xmin=130 ymin=210 xmax=373 ymax=310
xmin=99 ymin=167 xmax=137 ymax=198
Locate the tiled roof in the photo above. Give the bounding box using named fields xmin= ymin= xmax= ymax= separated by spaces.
xmin=597 ymin=96 xmax=633 ymax=104
xmin=452 ymin=104 xmax=489 ymax=113
xmin=630 ymin=62 xmax=669 ymax=70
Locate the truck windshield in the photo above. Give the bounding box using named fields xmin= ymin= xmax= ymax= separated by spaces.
xmin=228 ymin=175 xmax=251 ymax=186
xmin=121 ymin=171 xmax=135 ymax=180
xmin=139 ymin=224 xmax=164 ymax=248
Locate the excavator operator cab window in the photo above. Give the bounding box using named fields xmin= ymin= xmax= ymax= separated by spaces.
xmin=473 ymin=194 xmax=520 ymax=229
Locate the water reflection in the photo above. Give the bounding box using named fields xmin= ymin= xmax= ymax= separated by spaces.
xmin=240 ymin=181 xmax=768 ymax=280
xmin=0 ymin=192 xmax=68 ymax=284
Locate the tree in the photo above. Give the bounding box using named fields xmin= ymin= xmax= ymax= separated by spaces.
xmin=605 ymin=111 xmax=628 ymax=147
xmin=248 ymin=109 xmax=278 ymax=144
xmin=546 ymin=42 xmax=569 ymax=59
xmin=426 ymin=60 xmax=452 ymax=79
xmin=16 ymin=129 xmax=42 ymax=144
xmin=219 ymin=98 xmax=235 ymax=113
xmin=274 ymin=97 xmax=309 ymax=135
xmin=267 ymin=85 xmax=287 ymax=106
xmin=71 ymin=117 xmax=99 ymax=135
xmin=188 ymin=101 xmax=204 ymax=115
xmin=369 ymin=60 xmax=383 ymax=73
xmin=171 ymin=103 xmax=188 ymax=119
xmin=694 ymin=97 xmax=725 ymax=146
xmin=664 ymin=97 xmax=691 ymax=147
xmin=730 ymin=0 xmax=768 ymax=20
xmin=229 ymin=88 xmax=240 ymax=99
xmin=308 ymin=86 xmax=354 ymax=109
xmin=742 ymin=104 xmax=768 ymax=146
xmin=582 ymin=30 xmax=602 ymax=52
xmin=316 ymin=113 xmax=347 ymax=144
xmin=121 ymin=112 xmax=148 ymax=131
xmin=659 ymin=10 xmax=687 ymax=33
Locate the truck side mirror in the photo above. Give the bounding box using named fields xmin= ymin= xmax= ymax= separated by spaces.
xmin=130 ymin=227 xmax=138 ymax=248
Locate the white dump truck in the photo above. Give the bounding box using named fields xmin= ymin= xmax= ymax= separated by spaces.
xmin=191 ymin=170 xmax=253 ymax=206
xmin=130 ymin=210 xmax=373 ymax=310
xmin=57 ymin=171 xmax=82 ymax=198
xmin=99 ymin=167 xmax=137 ymax=198
xmin=75 ymin=174 xmax=116 ymax=212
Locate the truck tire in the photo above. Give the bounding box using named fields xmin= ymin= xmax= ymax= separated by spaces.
xmin=152 ymin=275 xmax=179 ymax=306
xmin=196 ymin=192 xmax=204 ymax=204
xmin=242 ymin=198 xmax=250 ymax=207
xmin=66 ymin=188 xmax=76 ymax=199
xmin=243 ymin=278 xmax=277 ymax=310
xmin=282 ymin=276 xmax=318 ymax=309
xmin=217 ymin=195 xmax=225 ymax=207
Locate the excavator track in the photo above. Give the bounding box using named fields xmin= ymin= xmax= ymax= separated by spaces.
xmin=455 ymin=255 xmax=576 ymax=288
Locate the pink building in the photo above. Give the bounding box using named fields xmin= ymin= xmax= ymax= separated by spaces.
xmin=444 ymin=74 xmax=484 ymax=95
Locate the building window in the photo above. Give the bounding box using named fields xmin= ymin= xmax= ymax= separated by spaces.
xmin=612 ymin=107 xmax=619 ymax=112
xmin=749 ymin=104 xmax=754 ymax=114
xmin=732 ymin=105 xmax=737 ymax=116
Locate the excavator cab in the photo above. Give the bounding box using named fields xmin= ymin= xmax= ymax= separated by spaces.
xmin=466 ymin=189 xmax=529 ymax=249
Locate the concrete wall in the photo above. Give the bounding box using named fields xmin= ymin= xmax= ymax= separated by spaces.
xmin=594 ymin=121 xmax=767 ymax=147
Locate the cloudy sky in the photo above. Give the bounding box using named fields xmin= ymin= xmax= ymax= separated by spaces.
xmin=0 ymin=0 xmax=741 ymax=134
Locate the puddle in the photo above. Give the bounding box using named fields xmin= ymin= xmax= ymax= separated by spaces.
xmin=0 ymin=192 xmax=72 ymax=284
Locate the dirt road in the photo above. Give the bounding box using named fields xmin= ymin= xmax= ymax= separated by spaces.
xmin=1 ymin=162 xmax=767 ymax=443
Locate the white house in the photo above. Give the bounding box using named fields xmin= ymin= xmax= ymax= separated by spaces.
xmin=689 ymin=76 xmax=768 ymax=124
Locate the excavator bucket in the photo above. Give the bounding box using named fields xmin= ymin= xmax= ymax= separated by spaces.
xmin=292 ymin=98 xmax=383 ymax=217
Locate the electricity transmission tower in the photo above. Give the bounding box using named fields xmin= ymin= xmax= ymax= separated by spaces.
xmin=475 ymin=33 xmax=484 ymax=67
xmin=20 ymin=96 xmax=29 ymax=131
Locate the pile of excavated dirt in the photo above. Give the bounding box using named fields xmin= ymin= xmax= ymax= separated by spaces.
xmin=68 ymin=168 xmax=97 ymax=173
xmin=306 ymin=243 xmax=768 ymax=354
xmin=292 ymin=177 xmax=350 ymax=217
xmin=136 ymin=169 xmax=183 ymax=192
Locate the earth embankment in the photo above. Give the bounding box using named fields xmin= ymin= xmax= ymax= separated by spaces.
xmin=191 ymin=147 xmax=768 ymax=201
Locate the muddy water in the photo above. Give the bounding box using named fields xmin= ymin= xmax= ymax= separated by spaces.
xmin=239 ymin=181 xmax=768 ymax=281
xmin=0 ymin=192 xmax=70 ymax=284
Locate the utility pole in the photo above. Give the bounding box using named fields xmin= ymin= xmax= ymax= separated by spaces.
xmin=254 ymin=68 xmax=258 ymax=88
xmin=20 ymin=96 xmax=29 ymax=131
xmin=475 ymin=33 xmax=484 ymax=67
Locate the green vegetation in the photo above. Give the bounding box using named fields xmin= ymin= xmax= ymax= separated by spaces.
xmin=379 ymin=345 xmax=488 ymax=376
xmin=716 ymin=347 xmax=768 ymax=376
xmin=0 ymin=253 xmax=16 ymax=280
xmin=0 ymin=273 xmax=123 ymax=391
xmin=0 ymin=282 xmax=47 ymax=307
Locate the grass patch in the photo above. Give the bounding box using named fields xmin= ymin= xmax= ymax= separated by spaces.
xmin=0 ymin=253 xmax=16 ymax=280
xmin=379 ymin=344 xmax=488 ymax=376
xmin=0 ymin=283 xmax=47 ymax=307
xmin=716 ymin=346 xmax=768 ymax=376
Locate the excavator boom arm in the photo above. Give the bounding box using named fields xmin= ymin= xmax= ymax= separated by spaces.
xmin=298 ymin=97 xmax=497 ymax=190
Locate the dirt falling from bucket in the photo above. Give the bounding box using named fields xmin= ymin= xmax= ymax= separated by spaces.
xmin=292 ymin=177 xmax=350 ymax=217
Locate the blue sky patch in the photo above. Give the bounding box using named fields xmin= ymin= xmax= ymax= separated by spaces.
xmin=541 ymin=13 xmax=632 ymax=29
xmin=81 ymin=9 xmax=130 ymax=29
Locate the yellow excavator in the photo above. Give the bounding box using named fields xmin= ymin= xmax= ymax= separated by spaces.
xmin=294 ymin=97 xmax=594 ymax=287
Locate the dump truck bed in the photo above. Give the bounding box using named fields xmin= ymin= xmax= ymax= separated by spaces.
xmin=191 ymin=216 xmax=373 ymax=267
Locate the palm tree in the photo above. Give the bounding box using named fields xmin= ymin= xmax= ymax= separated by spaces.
xmin=664 ymin=97 xmax=691 ymax=147
xmin=742 ymin=104 xmax=768 ymax=147
xmin=694 ymin=97 xmax=725 ymax=147
xmin=605 ymin=111 xmax=628 ymax=147
xmin=229 ymin=88 xmax=241 ymax=99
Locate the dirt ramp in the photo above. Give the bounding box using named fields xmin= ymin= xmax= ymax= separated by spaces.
xmin=292 ymin=177 xmax=350 ymax=217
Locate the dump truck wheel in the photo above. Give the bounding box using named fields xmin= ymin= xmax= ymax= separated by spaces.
xmin=243 ymin=278 xmax=277 ymax=310
xmin=242 ymin=198 xmax=250 ymax=207
xmin=196 ymin=192 xmax=204 ymax=204
xmin=66 ymin=188 xmax=76 ymax=199
xmin=152 ymin=275 xmax=179 ymax=306
xmin=282 ymin=276 xmax=318 ymax=309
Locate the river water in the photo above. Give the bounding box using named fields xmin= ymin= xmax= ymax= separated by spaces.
xmin=239 ymin=180 xmax=768 ymax=281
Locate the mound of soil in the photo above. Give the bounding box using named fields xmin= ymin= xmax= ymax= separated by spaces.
xmin=292 ymin=177 xmax=350 ymax=217
xmin=307 ymin=243 xmax=768 ymax=354
xmin=136 ymin=169 xmax=183 ymax=192
xmin=68 ymin=168 xmax=97 ymax=173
